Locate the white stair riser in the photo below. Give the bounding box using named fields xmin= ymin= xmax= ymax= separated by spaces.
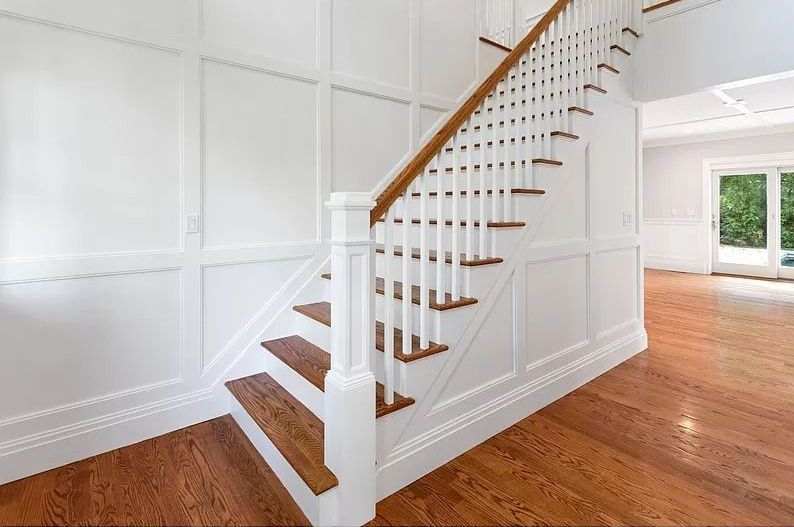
xmin=374 ymin=222 xmax=524 ymax=258
xmin=374 ymin=254 xmax=502 ymax=300
xmin=374 ymin=293 xmax=477 ymax=344
xmin=394 ymin=192 xmax=545 ymax=222
xmin=263 ymin=348 xmax=325 ymax=420
xmin=229 ymin=399 xmax=335 ymax=526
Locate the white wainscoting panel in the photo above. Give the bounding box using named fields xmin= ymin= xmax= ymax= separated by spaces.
xmin=420 ymin=106 xmax=447 ymax=138
xmin=331 ymin=0 xmax=410 ymax=89
xmin=525 ymin=255 xmax=589 ymax=364
xmin=592 ymin=247 xmax=639 ymax=338
xmin=331 ymin=88 xmax=410 ymax=192
xmin=201 ymin=0 xmax=318 ymax=68
xmin=643 ymin=218 xmax=709 ymax=273
xmin=201 ymin=257 xmax=311 ymax=372
xmin=0 ymin=0 xmax=187 ymax=46
xmin=0 ymin=15 xmax=182 ymax=259
xmin=434 ymin=275 xmax=517 ymax=408
xmin=420 ymin=0 xmax=478 ymax=100
xmin=201 ymin=60 xmax=319 ymax=247
xmin=0 ymin=270 xmax=182 ymax=422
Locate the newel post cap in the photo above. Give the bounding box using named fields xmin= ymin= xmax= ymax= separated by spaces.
xmin=325 ymin=192 xmax=376 ymax=211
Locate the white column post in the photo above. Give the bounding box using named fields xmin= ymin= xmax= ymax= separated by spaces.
xmin=325 ymin=192 xmax=377 ymax=527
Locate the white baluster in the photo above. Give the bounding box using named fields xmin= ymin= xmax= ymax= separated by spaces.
xmin=419 ymin=167 xmax=429 ymax=350
xmin=435 ymin=151 xmax=446 ymax=305
xmin=543 ymin=28 xmax=551 ymax=159
xmin=401 ymin=190 xmax=411 ymax=358
xmin=503 ymin=72 xmax=512 ymax=221
xmin=491 ymin=80 xmax=499 ymax=235
xmin=478 ymin=103 xmax=488 ymax=259
xmin=562 ymin=4 xmax=571 ymax=134
xmin=383 ymin=206 xmax=395 ymax=405
xmin=465 ymin=117 xmax=474 ymax=264
xmin=451 ymin=133 xmax=461 ymax=301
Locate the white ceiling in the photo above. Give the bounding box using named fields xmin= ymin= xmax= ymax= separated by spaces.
xmin=642 ymin=73 xmax=794 ymax=146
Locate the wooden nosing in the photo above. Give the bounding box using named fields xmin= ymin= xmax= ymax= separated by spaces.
xmin=225 ymin=373 xmax=338 ymax=495
xmin=410 ymin=188 xmax=546 ymax=198
xmin=375 ymin=244 xmax=504 ymax=267
xmin=376 ymin=218 xmax=526 ymax=229
xmin=598 ymin=63 xmax=620 ymax=74
xmin=292 ymin=301 xmax=449 ymax=363
xmin=550 ymin=131 xmax=579 ymax=140
xmin=478 ymin=36 xmax=513 ymax=53
xmin=610 ymin=44 xmax=631 ymax=56
xmin=622 ymin=27 xmax=640 ymax=38
xmin=569 ymin=106 xmax=594 ymax=116
xmin=532 ymin=158 xmax=564 ymax=166
xmin=584 ymin=83 xmax=607 ymax=94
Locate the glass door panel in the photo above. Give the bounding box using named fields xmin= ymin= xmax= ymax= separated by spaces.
xmin=780 ymin=170 xmax=794 ymax=279
xmin=712 ymin=171 xmax=776 ymax=278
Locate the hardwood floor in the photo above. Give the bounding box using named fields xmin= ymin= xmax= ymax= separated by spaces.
xmin=0 ymin=416 xmax=308 ymax=527
xmin=373 ymin=270 xmax=794 ymax=526
xmin=3 ymin=270 xmax=794 ymax=526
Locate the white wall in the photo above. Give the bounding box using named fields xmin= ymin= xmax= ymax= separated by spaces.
xmin=0 ymin=0 xmax=492 ymax=483
xmin=643 ymin=131 xmax=794 ymax=273
xmin=636 ymin=0 xmax=794 ymax=102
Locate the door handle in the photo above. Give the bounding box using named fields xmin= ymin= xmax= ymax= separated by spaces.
xmin=711 ymin=215 xmax=718 ymax=230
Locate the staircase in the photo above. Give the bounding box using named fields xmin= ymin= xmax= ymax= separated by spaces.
xmin=224 ymin=0 xmax=643 ymax=525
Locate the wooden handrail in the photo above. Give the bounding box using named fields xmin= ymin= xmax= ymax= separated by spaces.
xmin=370 ymin=0 xmax=572 ymax=226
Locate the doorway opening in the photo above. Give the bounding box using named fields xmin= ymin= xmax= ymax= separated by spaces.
xmin=711 ymin=166 xmax=794 ymax=279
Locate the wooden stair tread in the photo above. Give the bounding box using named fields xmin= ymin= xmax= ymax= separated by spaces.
xmin=443 ymin=135 xmax=577 ymax=152
xmin=320 ymin=274 xmax=478 ymax=311
xmin=427 ymin=159 xmax=562 ymax=173
xmin=598 ymin=62 xmax=620 ymax=74
xmin=292 ymin=301 xmax=449 ymax=362
xmin=375 ymin=244 xmax=504 ymax=267
xmin=623 ymin=27 xmax=640 ymax=38
xmin=261 ymin=336 xmax=415 ymax=418
xmin=225 ymin=373 xmax=338 ymax=495
xmin=610 ymin=44 xmax=631 ymax=56
xmin=411 ymin=188 xmax=546 ymax=198
xmin=488 ymin=82 xmax=607 ymax=99
xmin=377 ymin=217 xmax=526 ymax=228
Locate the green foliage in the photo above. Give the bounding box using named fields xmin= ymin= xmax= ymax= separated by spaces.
xmin=719 ymin=175 xmax=767 ymax=248
xmin=782 ymin=173 xmax=794 ymax=251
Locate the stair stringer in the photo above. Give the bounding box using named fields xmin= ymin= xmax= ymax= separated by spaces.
xmin=374 ymin=90 xmax=648 ymax=501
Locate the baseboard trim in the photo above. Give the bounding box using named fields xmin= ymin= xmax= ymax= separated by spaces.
xmin=0 ymin=389 xmax=225 ymax=485
xmin=375 ymin=329 xmax=648 ymax=500
xmin=645 ymin=255 xmax=709 ymax=274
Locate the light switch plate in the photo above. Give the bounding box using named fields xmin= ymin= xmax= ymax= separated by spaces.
xmin=686 ymin=208 xmax=696 ymax=217
xmin=186 ymin=214 xmax=200 ymax=234
xmin=671 ymin=208 xmax=678 ymax=216
xmin=623 ymin=212 xmax=634 ymax=226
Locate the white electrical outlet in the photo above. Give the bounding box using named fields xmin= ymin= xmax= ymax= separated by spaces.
xmin=623 ymin=212 xmax=634 ymax=226
xmin=186 ymin=214 xmax=200 ymax=234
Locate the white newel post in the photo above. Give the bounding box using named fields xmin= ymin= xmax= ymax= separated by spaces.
xmin=324 ymin=192 xmax=377 ymax=527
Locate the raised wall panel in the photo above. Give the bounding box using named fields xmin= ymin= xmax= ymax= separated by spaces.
xmin=0 ymin=1 xmax=186 ymax=45
xmin=0 ymin=17 xmax=182 ymax=259
xmin=420 ymin=106 xmax=447 ymax=138
xmin=525 ymin=256 xmax=589 ymax=364
xmin=435 ymin=276 xmax=516 ymax=408
xmin=202 ymin=61 xmax=319 ymax=247
xmin=201 ymin=0 xmax=317 ymax=67
xmin=592 ymin=248 xmax=638 ymax=337
xmin=0 ymin=270 xmax=182 ymax=421
xmin=201 ymin=257 xmax=310 ymax=371
xmin=331 ymin=0 xmax=409 ymax=88
xmin=420 ymin=0 xmax=477 ymax=99
xmin=591 ymin=103 xmax=636 ymax=237
xmin=533 ymin=166 xmax=587 ymax=244
xmin=332 ymin=89 xmax=409 ymax=192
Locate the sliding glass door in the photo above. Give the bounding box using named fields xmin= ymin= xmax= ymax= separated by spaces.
xmin=780 ymin=169 xmax=794 ymax=279
xmin=712 ymin=167 xmax=794 ymax=279
xmin=712 ymin=170 xmax=775 ymax=278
